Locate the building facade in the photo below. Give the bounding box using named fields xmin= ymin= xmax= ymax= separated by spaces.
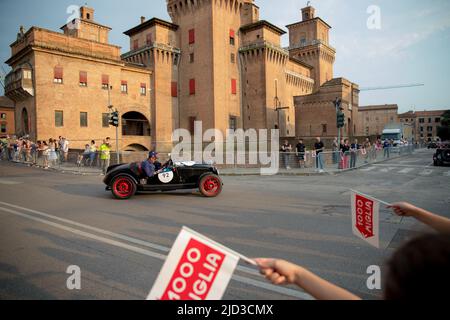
xmin=357 ymin=104 xmax=399 ymax=137
xmin=5 ymin=7 xmax=152 ymax=151
xmin=6 ymin=1 xmax=433 ymax=151
xmin=398 ymin=110 xmax=446 ymax=142
xmin=0 ymin=96 xmax=15 ymax=136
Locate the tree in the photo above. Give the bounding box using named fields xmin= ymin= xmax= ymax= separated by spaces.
xmin=437 ymin=110 xmax=450 ymax=141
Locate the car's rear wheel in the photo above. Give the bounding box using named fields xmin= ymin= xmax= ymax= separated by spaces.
xmin=111 ymin=175 xmax=137 ymax=200
xmin=199 ymin=174 xmax=222 ymax=197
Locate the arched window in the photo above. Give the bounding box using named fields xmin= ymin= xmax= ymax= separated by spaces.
xmin=122 ymin=111 xmax=151 ymax=136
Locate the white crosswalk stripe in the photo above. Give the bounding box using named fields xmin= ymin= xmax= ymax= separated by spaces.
xmin=398 ymin=168 xmax=414 ymax=174
xmin=444 ymin=171 xmax=450 ymax=177
xmin=419 ymin=169 xmax=433 ymax=176
xmin=360 ymin=166 xmax=377 ymax=172
xmin=379 ymin=167 xmax=394 ymax=173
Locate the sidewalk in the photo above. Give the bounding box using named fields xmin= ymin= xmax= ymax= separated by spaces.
xmin=4 ymin=146 xmax=420 ymax=176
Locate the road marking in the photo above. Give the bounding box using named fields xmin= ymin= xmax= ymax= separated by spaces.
xmin=398 ymin=168 xmax=414 ymax=174
xmin=373 ymin=164 xmax=434 ymax=168
xmin=419 ymin=169 xmax=433 ymax=176
xmin=0 ymin=179 xmax=22 ymax=185
xmin=379 ymin=167 xmax=394 ymax=173
xmin=445 ymin=171 xmax=450 ymax=177
xmin=360 ymin=166 xmax=377 ymax=172
xmin=0 ymin=202 xmax=313 ymax=300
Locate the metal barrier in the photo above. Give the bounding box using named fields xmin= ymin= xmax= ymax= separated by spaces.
xmin=1 ymin=144 xmax=419 ymax=175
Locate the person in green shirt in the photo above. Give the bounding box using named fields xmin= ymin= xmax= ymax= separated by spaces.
xmin=99 ymin=138 xmax=111 ymax=175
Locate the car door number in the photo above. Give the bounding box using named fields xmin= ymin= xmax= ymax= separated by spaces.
xmin=158 ymin=171 xmax=174 ymax=184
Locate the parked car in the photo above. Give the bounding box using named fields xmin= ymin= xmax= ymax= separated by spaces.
xmin=103 ymin=157 xmax=223 ymax=199
xmin=433 ymin=143 xmax=450 ymax=166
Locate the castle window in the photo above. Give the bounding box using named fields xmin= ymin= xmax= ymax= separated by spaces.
xmin=102 ymin=75 xmax=109 ymax=89
xmin=121 ymin=81 xmax=128 ymax=94
xmin=86 ymin=13 xmax=91 ymax=20
xmin=79 ymin=71 xmax=87 ymax=87
xmin=229 ymin=116 xmax=237 ymax=131
xmin=53 ymin=66 xmax=63 ymax=84
xmin=146 ymin=34 xmax=153 ymax=46
xmin=189 ymin=53 xmax=194 ymax=63
xmin=231 ymin=79 xmax=237 ymax=95
xmin=80 ymin=112 xmax=88 ymax=127
xmin=171 ymin=82 xmax=178 ymax=97
xmin=102 ymin=113 xmax=110 ymax=128
xmin=229 ymin=29 xmax=235 ymax=46
xmin=140 ymin=83 xmax=146 ymax=96
xmin=55 ymin=110 xmax=64 ymax=127
xmin=322 ymin=124 xmax=327 ymax=134
xmin=231 ymin=53 xmax=235 ymax=63
xmin=189 ymin=29 xmax=195 ymax=44
xmin=133 ymin=39 xmax=139 ymax=50
xmin=189 ymin=79 xmax=196 ymax=95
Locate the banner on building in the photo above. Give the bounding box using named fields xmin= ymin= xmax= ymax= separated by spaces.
xmin=147 ymin=227 xmax=250 ymax=300
xmin=351 ymin=190 xmax=381 ymax=248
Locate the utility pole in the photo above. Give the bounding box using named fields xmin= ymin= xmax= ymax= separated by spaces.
xmin=108 ymin=85 xmax=120 ymax=164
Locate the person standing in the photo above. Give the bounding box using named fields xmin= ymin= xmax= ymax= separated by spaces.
xmin=340 ymin=139 xmax=350 ymax=169
xmin=89 ymin=140 xmax=97 ymax=167
xmin=350 ymin=139 xmax=360 ymax=168
xmin=362 ymin=138 xmax=371 ymax=164
xmin=99 ymin=138 xmax=111 ymax=175
xmin=60 ymin=137 xmax=69 ymax=163
xmin=314 ymin=137 xmax=325 ymax=173
xmin=383 ymin=139 xmax=391 ymax=158
xmin=295 ymin=139 xmax=306 ymax=168
xmin=48 ymin=138 xmax=58 ymax=167
xmin=332 ymin=137 xmax=339 ymax=165
xmin=280 ymin=140 xmax=292 ymax=170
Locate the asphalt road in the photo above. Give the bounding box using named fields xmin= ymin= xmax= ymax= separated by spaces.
xmin=0 ymin=149 xmax=449 ymax=300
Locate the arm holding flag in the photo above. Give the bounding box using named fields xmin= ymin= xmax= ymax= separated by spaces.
xmin=388 ymin=202 xmax=450 ymax=234
xmin=254 ymin=258 xmax=361 ymax=300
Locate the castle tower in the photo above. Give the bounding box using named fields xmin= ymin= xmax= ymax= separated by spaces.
xmin=166 ymin=0 xmax=249 ymax=136
xmin=61 ymin=6 xmax=111 ymax=44
xmin=286 ymin=5 xmax=335 ymax=91
xmin=123 ymin=17 xmax=180 ymax=152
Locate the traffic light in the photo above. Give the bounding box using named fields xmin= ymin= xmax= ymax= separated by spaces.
xmin=109 ymin=111 xmax=119 ymax=127
xmin=337 ymin=110 xmax=345 ymax=128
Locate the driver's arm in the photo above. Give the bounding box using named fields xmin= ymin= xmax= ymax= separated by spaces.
xmin=142 ymin=161 xmax=155 ymax=177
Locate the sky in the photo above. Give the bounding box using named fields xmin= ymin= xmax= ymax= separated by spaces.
xmin=0 ymin=0 xmax=449 ymax=113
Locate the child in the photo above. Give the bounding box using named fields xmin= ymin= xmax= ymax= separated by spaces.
xmin=255 ymin=202 xmax=450 ymax=300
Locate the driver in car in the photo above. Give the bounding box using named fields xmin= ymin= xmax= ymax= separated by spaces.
xmin=142 ymin=151 xmax=159 ymax=178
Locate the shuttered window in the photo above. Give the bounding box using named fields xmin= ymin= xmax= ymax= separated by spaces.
xmin=171 ymin=82 xmax=178 ymax=97
xmin=79 ymin=71 xmax=87 ymax=86
xmin=54 ymin=67 xmax=63 ymax=83
xmin=231 ymin=79 xmax=237 ymax=95
xmin=102 ymin=75 xmax=109 ymax=89
xmin=189 ymin=79 xmax=196 ymax=95
xmin=189 ymin=29 xmax=195 ymax=44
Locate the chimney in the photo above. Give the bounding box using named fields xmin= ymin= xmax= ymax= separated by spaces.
xmin=141 ymin=16 xmax=146 ymax=24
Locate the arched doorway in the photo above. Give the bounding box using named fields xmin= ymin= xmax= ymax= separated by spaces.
xmin=122 ymin=112 xmax=151 ymax=137
xmin=124 ymin=144 xmax=149 ymax=152
xmin=21 ymin=108 xmax=30 ymax=135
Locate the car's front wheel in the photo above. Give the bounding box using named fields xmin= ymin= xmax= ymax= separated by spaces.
xmin=111 ymin=175 xmax=137 ymax=200
xmin=199 ymin=174 xmax=223 ymax=197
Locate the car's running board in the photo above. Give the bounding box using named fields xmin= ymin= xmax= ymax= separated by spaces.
xmin=138 ymin=183 xmax=197 ymax=192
